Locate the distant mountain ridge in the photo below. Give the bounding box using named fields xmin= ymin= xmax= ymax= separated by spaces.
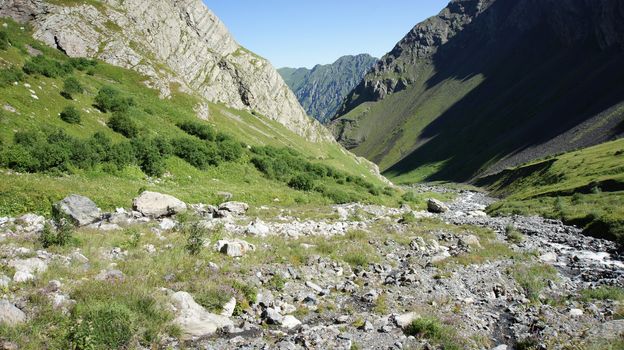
xmin=278 ymin=54 xmax=377 ymax=123
xmin=331 ymin=0 xmax=624 ymax=183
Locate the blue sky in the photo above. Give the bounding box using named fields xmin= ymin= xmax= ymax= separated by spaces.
xmin=205 ymin=1 xmax=449 ymax=68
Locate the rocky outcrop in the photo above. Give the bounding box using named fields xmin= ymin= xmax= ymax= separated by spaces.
xmin=278 ymin=54 xmax=378 ymax=123
xmin=0 ymin=0 xmax=330 ymax=141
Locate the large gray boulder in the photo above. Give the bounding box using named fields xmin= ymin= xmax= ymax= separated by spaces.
xmin=54 ymin=194 xmax=101 ymax=226
xmin=171 ymin=291 xmax=233 ymax=340
xmin=132 ymin=191 xmax=187 ymax=218
xmin=427 ymin=198 xmax=449 ymax=213
xmin=0 ymin=300 xmax=26 ymax=326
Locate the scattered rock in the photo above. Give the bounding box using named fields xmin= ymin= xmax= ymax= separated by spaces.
xmin=394 ymin=312 xmax=419 ymax=328
xmin=281 ymin=315 xmax=302 ymax=330
xmin=218 ymin=201 xmax=249 ymax=216
xmin=171 ymin=291 xmax=234 ymax=340
xmin=159 ymin=218 xmax=176 ymax=230
xmin=220 ymin=297 xmax=236 ymax=317
xmin=215 ymin=239 xmax=256 ymax=257
xmin=262 ymin=307 xmax=283 ymax=325
xmin=0 ymin=300 xmax=26 ymax=326
xmin=246 ymin=219 xmax=270 ymax=237
xmin=569 ymin=308 xmax=583 ymax=317
xmin=427 ymin=198 xmax=449 ymax=213
xmin=54 ymin=194 xmax=101 ymax=226
xmin=9 ymin=258 xmax=48 ymax=282
xmin=16 ymin=213 xmax=45 ymax=234
xmin=539 ymin=252 xmax=558 ymax=263
xmin=95 ymin=269 xmax=125 ymax=283
xmin=133 ymin=191 xmax=187 ymax=218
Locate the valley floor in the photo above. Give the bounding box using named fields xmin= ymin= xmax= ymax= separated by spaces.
xmin=0 ymin=186 xmax=623 ymax=349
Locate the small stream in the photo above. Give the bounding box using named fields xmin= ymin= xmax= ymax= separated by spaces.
xmin=423 ymin=187 xmax=624 ymax=286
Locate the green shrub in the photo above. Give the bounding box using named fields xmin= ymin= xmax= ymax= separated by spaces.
xmin=172 ymin=138 xmax=220 ymax=169
xmin=131 ymin=137 xmax=165 ymax=177
xmin=95 ymin=86 xmax=134 ymax=113
xmin=107 ymin=112 xmax=138 ymax=138
xmin=177 ymin=121 xmax=215 ymax=141
xmin=505 ymin=224 xmax=524 ymax=244
xmin=185 ymin=222 xmax=206 ymax=255
xmin=71 ymin=302 xmax=136 ymax=349
xmin=1 ymin=144 xmax=40 ymax=172
xmin=401 ymin=191 xmax=418 ymax=203
xmin=68 ymin=57 xmax=97 ymax=71
xmin=0 ymin=67 xmax=24 ymax=86
xmin=108 ymin=142 xmax=135 ymax=170
xmin=40 ymin=218 xmax=74 ymax=248
xmin=404 ymin=317 xmax=461 ymax=350
xmin=267 ymin=274 xmax=287 ymax=291
xmin=218 ymin=139 xmax=243 ymax=162
xmin=23 ymin=55 xmax=72 ymax=78
xmin=195 ymin=287 xmax=234 ymax=313
xmin=288 ymin=173 xmax=315 ymax=191
xmin=60 ymin=106 xmax=81 ymax=124
xmin=61 ymin=76 xmax=83 ymax=99
xmin=0 ymin=31 xmax=8 ymax=50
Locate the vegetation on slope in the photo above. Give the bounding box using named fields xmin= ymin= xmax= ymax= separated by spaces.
xmin=0 ymin=20 xmax=398 ymax=216
xmin=477 ymin=139 xmax=624 ymax=243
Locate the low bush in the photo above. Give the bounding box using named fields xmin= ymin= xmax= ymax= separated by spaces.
xmin=68 ymin=57 xmax=97 ymax=71
xmin=131 ymin=137 xmax=165 ymax=177
xmin=195 ymin=287 xmax=234 ymax=313
xmin=0 ymin=67 xmax=24 ymax=86
xmin=185 ymin=222 xmax=206 ymax=255
xmin=107 ymin=112 xmax=138 ymax=138
xmin=95 ymin=86 xmax=134 ymax=113
xmin=218 ymin=139 xmax=244 ymax=162
xmin=39 ymin=219 xmax=74 ymax=248
xmin=59 ymin=106 xmax=81 ymax=124
xmin=288 ymin=173 xmax=315 ymax=191
xmin=0 ymin=31 xmax=8 ymax=50
xmin=23 ymin=55 xmax=72 ymax=78
xmin=172 ymin=137 xmax=220 ymax=169
xmin=177 ymin=121 xmax=215 ymax=141
xmin=505 ymin=224 xmax=524 ymax=244
xmin=61 ymin=76 xmax=83 ymax=99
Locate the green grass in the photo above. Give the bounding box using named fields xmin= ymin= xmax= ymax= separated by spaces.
xmin=403 ymin=317 xmax=463 ymax=350
xmin=510 ymin=263 xmax=559 ymax=302
xmin=0 ymin=18 xmax=400 ymax=216
xmin=478 ymin=138 xmax=624 ymax=243
xmin=579 ymin=286 xmax=624 ymax=302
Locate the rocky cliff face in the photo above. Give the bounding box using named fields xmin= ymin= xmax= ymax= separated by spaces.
xmin=331 ymin=0 xmax=624 ymax=182
xmin=0 ymin=0 xmax=330 ymax=141
xmin=278 ymin=54 xmax=377 ymax=124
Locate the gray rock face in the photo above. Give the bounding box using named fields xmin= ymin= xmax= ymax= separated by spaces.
xmin=4 ymin=0 xmax=330 ymax=142
xmin=133 ymin=191 xmax=187 ymax=218
xmin=0 ymin=300 xmax=26 ymax=326
xmin=215 ymin=239 xmax=256 ymax=257
xmin=171 ymin=291 xmax=233 ymax=340
xmin=54 ymin=194 xmax=101 ymax=226
xmin=218 ymin=201 xmax=249 ymax=216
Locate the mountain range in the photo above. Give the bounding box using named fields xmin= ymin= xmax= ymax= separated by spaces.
xmin=330 ymin=0 xmax=624 ymax=183
xmin=278 ymin=54 xmax=377 ymax=124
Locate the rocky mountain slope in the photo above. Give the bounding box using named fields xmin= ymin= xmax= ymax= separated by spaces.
xmin=331 ymin=0 xmax=624 ymax=182
xmin=0 ymin=0 xmax=330 ymax=141
xmin=278 ymin=54 xmax=377 ymax=124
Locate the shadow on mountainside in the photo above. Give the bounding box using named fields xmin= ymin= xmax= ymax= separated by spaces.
xmin=384 ymin=0 xmax=624 ymax=182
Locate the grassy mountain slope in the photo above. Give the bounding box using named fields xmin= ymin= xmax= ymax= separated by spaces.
xmin=331 ymin=0 xmax=624 ymax=184
xmin=477 ymin=139 xmax=624 ymax=243
xmin=278 ymin=54 xmax=377 ymax=124
xmin=0 ymin=20 xmax=395 ymax=217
